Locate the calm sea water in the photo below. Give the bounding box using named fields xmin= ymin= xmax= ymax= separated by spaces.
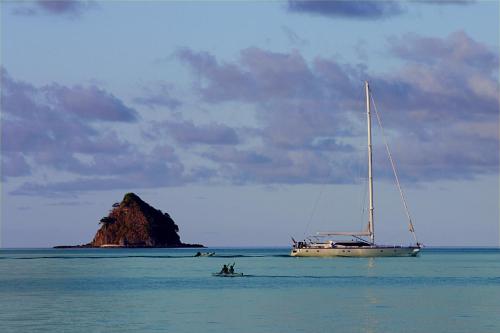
xmin=1 ymin=248 xmax=499 ymax=333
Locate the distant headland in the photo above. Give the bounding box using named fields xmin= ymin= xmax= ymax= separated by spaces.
xmin=55 ymin=192 xmax=204 ymax=248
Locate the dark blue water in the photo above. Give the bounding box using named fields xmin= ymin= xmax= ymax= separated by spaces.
xmin=1 ymin=248 xmax=499 ymax=332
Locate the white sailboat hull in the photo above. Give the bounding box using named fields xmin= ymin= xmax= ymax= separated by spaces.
xmin=290 ymin=246 xmax=421 ymax=257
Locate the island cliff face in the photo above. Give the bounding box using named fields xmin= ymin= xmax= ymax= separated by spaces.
xmin=87 ymin=193 xmax=202 ymax=248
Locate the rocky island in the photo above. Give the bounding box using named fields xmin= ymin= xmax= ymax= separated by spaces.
xmin=55 ymin=193 xmax=203 ymax=248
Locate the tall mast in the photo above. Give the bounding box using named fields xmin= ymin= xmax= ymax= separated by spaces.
xmin=365 ymin=81 xmax=375 ymax=244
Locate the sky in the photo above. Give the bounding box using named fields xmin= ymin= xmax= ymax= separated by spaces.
xmin=1 ymin=0 xmax=499 ymax=248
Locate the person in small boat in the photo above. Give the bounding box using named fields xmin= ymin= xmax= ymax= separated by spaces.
xmin=220 ymin=264 xmax=229 ymax=274
xmin=194 ymin=252 xmax=202 ymax=257
xmin=229 ymin=263 xmax=235 ymax=274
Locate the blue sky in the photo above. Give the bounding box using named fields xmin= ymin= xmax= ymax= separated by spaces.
xmin=1 ymin=0 xmax=498 ymax=247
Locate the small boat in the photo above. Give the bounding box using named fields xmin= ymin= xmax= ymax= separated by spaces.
xmin=212 ymin=272 xmax=244 ymax=277
xmin=194 ymin=252 xmax=215 ymax=257
xmin=213 ymin=263 xmax=242 ymax=276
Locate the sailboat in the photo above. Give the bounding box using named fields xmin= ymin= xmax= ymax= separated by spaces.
xmin=291 ymin=81 xmax=422 ymax=257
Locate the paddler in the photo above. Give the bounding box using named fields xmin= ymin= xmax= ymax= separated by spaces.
xmin=220 ymin=264 xmax=229 ymax=274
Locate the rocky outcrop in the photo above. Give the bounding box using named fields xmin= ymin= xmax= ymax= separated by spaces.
xmin=56 ymin=193 xmax=203 ymax=248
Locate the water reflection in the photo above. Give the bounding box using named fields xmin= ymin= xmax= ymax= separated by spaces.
xmin=361 ymin=287 xmax=380 ymax=333
xmin=367 ymin=258 xmax=375 ymax=269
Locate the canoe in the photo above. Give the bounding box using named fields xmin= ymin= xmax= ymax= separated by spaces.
xmin=194 ymin=252 xmax=215 ymax=257
xmin=212 ymin=272 xmax=244 ymax=277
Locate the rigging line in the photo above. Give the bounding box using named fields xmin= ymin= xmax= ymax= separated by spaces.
xmin=302 ymin=180 xmax=327 ymax=239
xmin=302 ymin=159 xmax=336 ymax=238
xmin=370 ymin=93 xmax=419 ymax=244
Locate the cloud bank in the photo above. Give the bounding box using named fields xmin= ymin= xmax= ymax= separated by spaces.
xmin=288 ymin=0 xmax=404 ymax=19
xmin=287 ymin=0 xmax=475 ymax=20
xmin=1 ymin=68 xmax=199 ymax=195
xmin=12 ymin=0 xmax=95 ymax=18
xmin=176 ymin=31 xmax=498 ymax=184
xmin=2 ymin=30 xmax=497 ymax=195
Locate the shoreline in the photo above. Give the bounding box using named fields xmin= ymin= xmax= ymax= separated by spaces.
xmin=53 ymin=243 xmax=205 ymax=249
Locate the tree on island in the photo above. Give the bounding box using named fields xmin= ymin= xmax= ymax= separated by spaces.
xmin=99 ymin=216 xmax=116 ymax=225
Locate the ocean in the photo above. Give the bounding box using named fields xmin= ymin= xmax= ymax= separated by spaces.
xmin=1 ymin=248 xmax=499 ymax=333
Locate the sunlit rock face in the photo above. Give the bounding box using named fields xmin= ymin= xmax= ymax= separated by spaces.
xmin=89 ymin=193 xmax=203 ymax=248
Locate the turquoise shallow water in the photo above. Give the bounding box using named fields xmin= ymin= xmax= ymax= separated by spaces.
xmin=1 ymin=248 xmax=499 ymax=333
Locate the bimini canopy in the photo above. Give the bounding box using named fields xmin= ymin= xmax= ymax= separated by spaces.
xmin=316 ymin=231 xmax=372 ymax=237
